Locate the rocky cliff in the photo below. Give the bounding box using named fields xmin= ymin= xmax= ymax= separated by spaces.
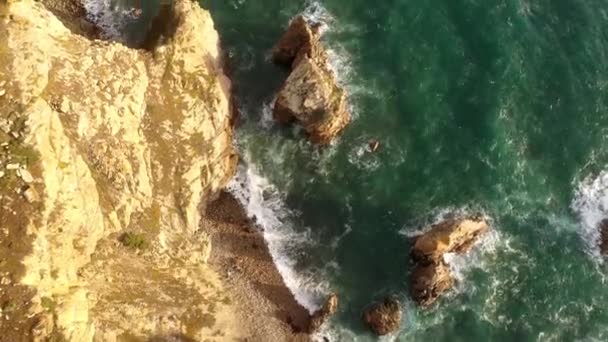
xmin=0 ymin=0 xmax=239 ymax=340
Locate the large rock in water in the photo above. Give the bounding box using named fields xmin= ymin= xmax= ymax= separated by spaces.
xmin=410 ymin=217 xmax=488 ymax=307
xmin=410 ymin=262 xmax=454 ymax=307
xmin=0 ymin=0 xmax=239 ymax=340
xmin=272 ymin=16 xmax=319 ymax=65
xmin=363 ymin=297 xmax=403 ymax=336
xmin=272 ymin=16 xmax=350 ymax=144
xmin=412 ymin=218 xmax=489 ymax=262
xmin=307 ymin=294 xmax=339 ymax=333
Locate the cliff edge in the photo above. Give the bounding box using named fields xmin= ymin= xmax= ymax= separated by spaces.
xmin=0 ymin=0 xmax=239 ymax=340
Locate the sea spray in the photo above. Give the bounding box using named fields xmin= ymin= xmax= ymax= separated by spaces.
xmin=83 ymin=0 xmax=129 ymax=39
xmin=227 ymin=159 xmax=331 ymax=312
xmin=572 ymin=169 xmax=608 ymax=260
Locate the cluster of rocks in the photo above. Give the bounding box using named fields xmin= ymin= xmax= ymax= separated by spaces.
xmin=271 ymin=16 xmax=351 ymax=144
xmin=305 ymin=217 xmax=488 ymax=337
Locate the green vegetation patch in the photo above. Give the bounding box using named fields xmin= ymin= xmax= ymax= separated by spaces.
xmin=40 ymin=296 xmax=56 ymax=312
xmin=119 ymin=232 xmax=147 ymax=250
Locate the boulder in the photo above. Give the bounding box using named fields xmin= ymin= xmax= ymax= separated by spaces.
xmin=410 ymin=262 xmax=454 ymax=307
xmin=272 ymin=16 xmax=318 ymax=66
xmin=599 ymin=219 xmax=608 ymax=254
xmin=307 ymin=294 xmax=339 ymax=333
xmin=274 ymin=57 xmax=350 ymax=144
xmin=410 ymin=216 xmax=488 ymax=307
xmin=412 ymin=217 xmax=489 ymax=263
xmin=272 ymin=17 xmax=350 ymax=144
xmin=363 ymin=297 xmax=402 ymax=336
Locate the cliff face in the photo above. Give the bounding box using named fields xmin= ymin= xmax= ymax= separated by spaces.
xmin=0 ymin=0 xmax=238 ymax=340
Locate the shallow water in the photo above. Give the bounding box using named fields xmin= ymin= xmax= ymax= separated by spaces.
xmin=96 ymin=0 xmax=608 ymax=340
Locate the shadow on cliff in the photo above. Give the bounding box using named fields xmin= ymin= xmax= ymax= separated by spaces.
xmin=39 ymin=0 xmax=100 ymax=39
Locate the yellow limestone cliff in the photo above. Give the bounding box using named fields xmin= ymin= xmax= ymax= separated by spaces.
xmin=0 ymin=0 xmax=240 ymax=340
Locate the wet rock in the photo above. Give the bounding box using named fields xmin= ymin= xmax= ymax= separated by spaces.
xmin=410 ymin=262 xmax=454 ymax=307
xmin=412 ymin=217 xmax=489 ymax=263
xmin=363 ymin=297 xmax=402 ymax=336
xmin=272 ymin=16 xmax=318 ymax=66
xmin=410 ymin=216 xmax=488 ymax=307
xmin=274 ymin=57 xmax=350 ymax=144
xmin=272 ymin=17 xmax=351 ymax=144
xmin=307 ymin=294 xmax=338 ymax=333
xmin=368 ymin=139 xmax=380 ymax=153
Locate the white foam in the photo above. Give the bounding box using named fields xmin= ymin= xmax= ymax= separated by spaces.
xmin=301 ymin=1 xmax=334 ymax=34
xmin=227 ymin=158 xmax=330 ymax=312
xmin=301 ymin=2 xmax=364 ymax=122
xmin=258 ymin=99 xmax=276 ymax=130
xmin=83 ymin=0 xmax=130 ymax=40
xmin=572 ymin=169 xmax=608 ymax=260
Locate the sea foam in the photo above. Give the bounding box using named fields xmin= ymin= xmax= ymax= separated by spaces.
xmin=227 ymin=159 xmax=331 ymax=313
xmin=572 ymin=169 xmax=608 ymax=260
xmin=83 ymin=0 xmax=129 ymax=39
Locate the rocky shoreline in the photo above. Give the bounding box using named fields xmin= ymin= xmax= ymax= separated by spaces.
xmin=0 ymin=0 xmax=497 ymax=340
xmin=203 ymin=192 xmax=312 ymax=341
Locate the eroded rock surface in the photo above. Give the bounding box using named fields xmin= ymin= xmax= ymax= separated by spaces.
xmin=273 ymin=16 xmax=350 ymax=144
xmin=307 ymin=294 xmax=338 ymax=333
xmin=410 ymin=217 xmax=488 ymax=307
xmin=412 ymin=218 xmax=489 ymax=262
xmin=0 ymin=0 xmax=238 ymax=340
xmin=363 ymin=297 xmax=403 ymax=336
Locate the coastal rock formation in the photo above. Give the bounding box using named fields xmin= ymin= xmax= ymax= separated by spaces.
xmin=410 ymin=262 xmax=455 ymax=307
xmin=410 ymin=217 xmax=488 ymax=307
xmin=272 ymin=16 xmax=351 ymax=144
xmin=307 ymin=294 xmax=339 ymax=333
xmin=363 ymin=297 xmax=403 ymax=336
xmin=272 ymin=16 xmax=319 ymax=66
xmin=412 ymin=218 xmax=489 ymax=262
xmin=0 ymin=0 xmax=238 ymax=340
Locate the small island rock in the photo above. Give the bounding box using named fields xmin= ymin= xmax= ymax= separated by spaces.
xmin=410 ymin=216 xmax=488 ymax=307
xmin=272 ymin=16 xmax=351 ymax=144
xmin=363 ymin=297 xmax=403 ymax=336
xmin=412 ymin=217 xmax=489 ymax=263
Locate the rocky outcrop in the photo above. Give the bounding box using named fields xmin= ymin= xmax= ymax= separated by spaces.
xmin=363 ymin=297 xmax=402 ymax=336
xmin=410 ymin=262 xmax=455 ymax=307
xmin=272 ymin=16 xmax=350 ymax=144
xmin=410 ymin=217 xmax=488 ymax=307
xmin=307 ymin=294 xmax=339 ymax=333
xmin=0 ymin=0 xmax=239 ymax=340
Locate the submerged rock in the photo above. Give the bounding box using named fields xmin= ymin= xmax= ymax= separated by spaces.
xmin=307 ymin=294 xmax=339 ymax=333
xmin=363 ymin=297 xmax=402 ymax=336
xmin=272 ymin=16 xmax=350 ymax=144
xmin=410 ymin=217 xmax=488 ymax=307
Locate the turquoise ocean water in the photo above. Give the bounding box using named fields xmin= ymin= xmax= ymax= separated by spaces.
xmin=96 ymin=0 xmax=608 ymax=340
